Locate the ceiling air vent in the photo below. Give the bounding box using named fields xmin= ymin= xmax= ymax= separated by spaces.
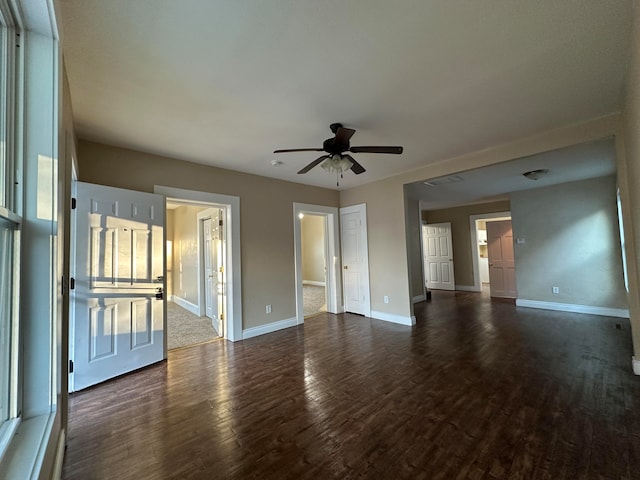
xmin=423 ymin=175 xmax=463 ymax=187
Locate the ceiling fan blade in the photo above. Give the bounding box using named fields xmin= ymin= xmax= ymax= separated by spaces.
xmin=297 ymin=155 xmax=329 ymax=174
xmin=334 ymin=127 xmax=356 ymax=144
xmin=349 ymin=146 xmax=403 ymax=154
xmin=274 ymin=148 xmax=324 ymax=153
xmin=344 ymin=155 xmax=365 ymax=175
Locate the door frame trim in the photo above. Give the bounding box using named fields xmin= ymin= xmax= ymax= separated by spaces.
xmin=469 ymin=211 xmax=511 ymax=292
xmin=293 ymin=203 xmax=342 ymax=324
xmin=155 ymin=186 xmax=243 ymax=342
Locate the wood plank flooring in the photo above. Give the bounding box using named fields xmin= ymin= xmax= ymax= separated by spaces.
xmin=62 ymin=291 xmax=640 ymax=479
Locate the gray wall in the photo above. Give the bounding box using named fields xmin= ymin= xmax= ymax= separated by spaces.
xmin=511 ymin=175 xmax=627 ymax=309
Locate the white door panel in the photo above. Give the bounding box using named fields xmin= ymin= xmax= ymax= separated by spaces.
xmin=203 ymin=212 xmax=223 ymax=337
xmin=340 ymin=204 xmax=370 ymax=316
xmin=423 ymin=222 xmax=455 ymax=290
xmin=72 ymin=182 xmax=165 ymax=391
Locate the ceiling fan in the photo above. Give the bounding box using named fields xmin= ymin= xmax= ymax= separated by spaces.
xmin=273 ymin=123 xmax=403 ymax=185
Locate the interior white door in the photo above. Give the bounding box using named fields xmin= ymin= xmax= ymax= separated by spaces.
xmin=487 ymin=220 xmax=517 ymax=298
xmin=216 ymin=211 xmax=226 ymax=330
xmin=202 ymin=218 xmax=220 ymax=335
xmin=340 ymin=204 xmax=370 ymax=316
xmin=203 ymin=217 xmax=220 ymax=336
xmin=72 ymin=182 xmax=165 ymax=391
xmin=423 ymin=222 xmax=455 ymax=290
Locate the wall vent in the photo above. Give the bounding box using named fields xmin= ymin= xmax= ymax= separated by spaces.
xmin=423 ymin=175 xmax=464 ymax=186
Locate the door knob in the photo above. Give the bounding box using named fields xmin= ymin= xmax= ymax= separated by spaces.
xmin=344 ymin=265 xmax=348 ymax=270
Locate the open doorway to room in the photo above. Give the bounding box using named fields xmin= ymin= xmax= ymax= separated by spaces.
xmin=157 ymin=186 xmax=242 ymax=345
xmin=470 ymin=212 xmax=514 ymax=297
xmin=293 ymin=203 xmax=342 ymax=324
xmin=300 ymin=213 xmax=328 ymax=317
xmin=166 ymin=200 xmax=228 ymax=349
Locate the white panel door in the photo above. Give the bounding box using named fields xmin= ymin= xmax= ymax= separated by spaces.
xmin=72 ymin=182 xmax=165 ymax=391
xmin=203 ymin=214 xmax=223 ymax=337
xmin=487 ymin=220 xmax=517 ymax=298
xmin=340 ymin=204 xmax=370 ymax=316
xmin=423 ymin=222 xmax=455 ymax=290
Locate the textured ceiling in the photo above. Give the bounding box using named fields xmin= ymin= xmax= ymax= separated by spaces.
xmin=59 ymin=0 xmax=633 ymax=190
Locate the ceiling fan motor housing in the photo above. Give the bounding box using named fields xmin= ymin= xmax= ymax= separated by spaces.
xmin=323 ymin=137 xmax=348 ymax=155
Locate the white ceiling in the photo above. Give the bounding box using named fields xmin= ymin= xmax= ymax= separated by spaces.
xmin=405 ymin=138 xmax=617 ymax=210
xmin=59 ymin=0 xmax=633 ymax=190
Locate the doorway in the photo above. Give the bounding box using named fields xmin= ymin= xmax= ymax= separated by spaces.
xmin=157 ymin=186 xmax=242 ymax=343
xmin=469 ymin=212 xmax=513 ymax=296
xmin=300 ymin=213 xmax=328 ymax=317
xmin=165 ymin=202 xmax=226 ymax=349
xmin=293 ymin=203 xmax=342 ymax=324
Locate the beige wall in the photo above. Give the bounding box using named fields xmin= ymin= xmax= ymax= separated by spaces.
xmin=340 ymin=177 xmax=413 ymax=317
xmin=620 ymin=1 xmax=640 ymax=355
xmin=171 ymin=205 xmax=209 ymax=305
xmin=511 ymin=176 xmax=627 ymax=309
xmin=301 ymin=215 xmax=325 ymax=284
xmin=76 ymin=140 xmax=339 ymax=329
xmin=423 ymin=201 xmax=511 ymax=287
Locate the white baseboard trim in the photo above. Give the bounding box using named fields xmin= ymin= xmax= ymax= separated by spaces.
xmin=370 ymin=310 xmax=416 ymax=326
xmin=633 ymin=357 xmax=640 ymax=376
xmin=303 ymin=280 xmax=326 ymax=287
xmin=516 ymin=299 xmax=630 ymax=318
xmin=243 ymin=317 xmax=298 ymax=340
xmin=172 ymin=296 xmax=200 ymax=316
xmin=412 ymin=294 xmax=426 ymax=303
xmin=456 ymin=285 xmax=481 ymax=292
xmin=167 ymin=294 xmax=174 ymax=302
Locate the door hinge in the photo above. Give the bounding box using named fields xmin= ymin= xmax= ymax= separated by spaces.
xmin=69 ymin=360 xmax=74 ymax=373
xmin=219 ymin=266 xmax=224 ymax=273
xmin=70 ymin=277 xmax=75 ymax=290
xmin=219 ymin=219 xmax=223 ymax=226
xmin=220 ymin=314 xmax=224 ymax=320
xmin=71 ymin=197 xmax=77 ymax=209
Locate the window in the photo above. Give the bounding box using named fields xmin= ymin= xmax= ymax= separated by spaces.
xmin=0 ymin=2 xmax=21 ymax=461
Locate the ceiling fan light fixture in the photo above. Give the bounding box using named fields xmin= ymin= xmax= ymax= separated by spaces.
xmin=522 ymin=169 xmax=549 ymax=181
xmin=321 ymin=154 xmax=353 ymax=173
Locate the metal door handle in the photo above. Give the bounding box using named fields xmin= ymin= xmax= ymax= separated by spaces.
xmin=344 ymin=266 xmax=348 ymax=270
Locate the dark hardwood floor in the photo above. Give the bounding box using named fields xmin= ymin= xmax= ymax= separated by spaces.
xmin=62 ymin=291 xmax=640 ymax=479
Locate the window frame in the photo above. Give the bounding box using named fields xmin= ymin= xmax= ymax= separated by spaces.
xmin=0 ymin=1 xmax=23 ymax=463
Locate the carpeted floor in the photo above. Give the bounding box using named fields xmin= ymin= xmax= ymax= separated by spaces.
xmin=167 ymin=301 xmax=219 ymax=350
xmin=303 ymin=284 xmax=326 ymax=317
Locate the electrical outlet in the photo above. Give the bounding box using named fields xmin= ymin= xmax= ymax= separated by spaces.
xmin=552 ymin=286 xmax=559 ymax=294
xmin=384 ymin=295 xmax=389 ymax=304
xmin=266 ymin=304 xmax=272 ymax=314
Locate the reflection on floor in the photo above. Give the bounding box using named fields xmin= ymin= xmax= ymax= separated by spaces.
xmin=167 ymin=301 xmax=219 ymax=350
xmin=303 ymin=284 xmax=326 ymax=317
